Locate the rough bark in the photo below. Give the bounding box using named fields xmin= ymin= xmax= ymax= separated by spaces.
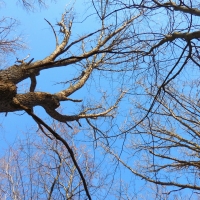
xmin=0 ymin=11 xmax=138 ymax=124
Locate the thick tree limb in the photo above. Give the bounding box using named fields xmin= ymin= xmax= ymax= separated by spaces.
xmin=153 ymin=0 xmax=200 ymax=16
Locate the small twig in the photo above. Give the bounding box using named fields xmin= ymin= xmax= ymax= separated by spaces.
xmin=44 ymin=18 xmax=59 ymax=47
xmin=27 ymin=58 xmax=34 ymax=65
xmin=65 ymin=97 xmax=82 ymax=102
xmin=76 ymin=119 xmax=82 ymax=127
xmin=66 ymin=122 xmax=73 ymax=129
xmin=15 ymin=54 xmax=30 ymax=64
xmin=37 ymin=121 xmax=53 ymax=140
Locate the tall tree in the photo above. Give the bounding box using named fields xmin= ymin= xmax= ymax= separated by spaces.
xmin=93 ymin=0 xmax=200 ymax=198
xmin=0 ymin=1 xmax=143 ymax=199
xmin=1 ymin=0 xmax=200 ymax=199
xmin=0 ymin=122 xmax=104 ymax=200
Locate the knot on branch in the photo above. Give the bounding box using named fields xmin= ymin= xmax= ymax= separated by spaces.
xmin=42 ymin=94 xmax=60 ymax=109
xmin=0 ymin=81 xmax=17 ymax=101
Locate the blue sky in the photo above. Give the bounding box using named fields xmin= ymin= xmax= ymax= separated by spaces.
xmin=0 ymin=1 xmax=198 ymax=199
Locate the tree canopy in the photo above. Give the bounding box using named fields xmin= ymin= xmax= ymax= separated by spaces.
xmin=0 ymin=0 xmax=200 ymax=199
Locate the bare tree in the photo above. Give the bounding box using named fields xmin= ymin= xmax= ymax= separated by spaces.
xmin=90 ymin=0 xmax=200 ymax=198
xmin=17 ymin=0 xmax=48 ymax=10
xmin=0 ymin=121 xmax=104 ymax=200
xmin=0 ymin=1 xmax=145 ymax=199
xmin=0 ymin=17 xmax=25 ymax=66
xmin=2 ymin=0 xmax=200 ymax=198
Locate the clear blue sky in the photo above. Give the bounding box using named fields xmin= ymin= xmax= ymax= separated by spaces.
xmin=1 ymin=1 xmax=195 ymax=199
